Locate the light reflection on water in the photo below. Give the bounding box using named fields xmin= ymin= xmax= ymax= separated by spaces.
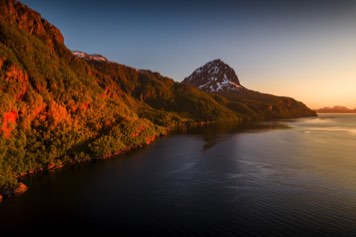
xmin=1 ymin=114 xmax=356 ymax=236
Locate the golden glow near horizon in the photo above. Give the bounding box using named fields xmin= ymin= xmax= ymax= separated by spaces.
xmin=21 ymin=0 xmax=356 ymax=110
xmin=246 ymin=75 xmax=356 ymax=110
xmin=238 ymin=27 xmax=356 ymax=110
xmin=244 ymin=72 xmax=356 ymax=109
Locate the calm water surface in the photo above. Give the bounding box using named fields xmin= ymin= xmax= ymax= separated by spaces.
xmin=1 ymin=114 xmax=356 ymax=236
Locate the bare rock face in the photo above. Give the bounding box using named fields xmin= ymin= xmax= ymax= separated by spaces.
xmin=182 ymin=59 xmax=244 ymax=93
xmin=0 ymin=182 xmax=28 ymax=198
xmin=1 ymin=59 xmax=29 ymax=99
xmin=14 ymin=182 xmax=28 ymax=195
xmin=0 ymin=0 xmax=64 ymax=48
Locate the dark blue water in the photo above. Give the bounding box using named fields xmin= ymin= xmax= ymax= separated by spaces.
xmin=1 ymin=114 xmax=356 ymax=236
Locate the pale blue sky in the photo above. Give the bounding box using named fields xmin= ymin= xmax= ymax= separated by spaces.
xmin=21 ymin=0 xmax=356 ymax=108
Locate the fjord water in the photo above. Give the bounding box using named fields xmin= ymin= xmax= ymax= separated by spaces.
xmin=1 ymin=114 xmax=356 ymax=236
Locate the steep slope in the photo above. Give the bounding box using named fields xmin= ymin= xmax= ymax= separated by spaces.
xmin=183 ymin=59 xmax=317 ymax=119
xmin=82 ymin=59 xmax=238 ymax=126
xmin=0 ymin=0 xmax=315 ymax=198
xmin=182 ymin=59 xmax=243 ymax=92
xmin=0 ymin=0 xmax=238 ymax=196
xmin=0 ymin=0 xmax=168 ymax=195
xmin=0 ymin=0 xmax=64 ymax=49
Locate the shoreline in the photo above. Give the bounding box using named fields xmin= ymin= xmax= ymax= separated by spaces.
xmin=0 ymin=133 xmax=163 ymax=201
xmin=0 ymin=114 xmax=315 ymax=202
xmin=316 ymin=112 xmax=356 ymax=114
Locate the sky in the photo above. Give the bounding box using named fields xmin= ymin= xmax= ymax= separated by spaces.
xmin=21 ymin=0 xmax=356 ymax=109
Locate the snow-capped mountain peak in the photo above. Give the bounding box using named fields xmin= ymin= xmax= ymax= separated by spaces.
xmin=72 ymin=50 xmax=108 ymax=62
xmin=182 ymin=59 xmax=244 ymax=93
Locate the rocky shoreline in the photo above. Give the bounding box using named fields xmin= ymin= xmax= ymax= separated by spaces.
xmin=0 ymin=133 xmax=162 ymax=202
xmin=0 ymin=182 xmax=28 ymax=201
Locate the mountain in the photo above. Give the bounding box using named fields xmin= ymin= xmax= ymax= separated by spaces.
xmin=0 ymin=0 xmax=239 ymax=197
xmin=72 ymin=51 xmax=109 ymax=62
xmin=182 ymin=59 xmax=244 ymax=92
xmin=0 ymin=0 xmax=315 ymax=199
xmin=182 ymin=59 xmax=317 ymax=120
xmin=315 ymin=106 xmax=356 ymax=113
xmin=83 ymin=59 xmax=238 ymax=126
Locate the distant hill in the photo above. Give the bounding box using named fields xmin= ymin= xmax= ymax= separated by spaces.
xmin=315 ymin=106 xmax=356 ymax=113
xmin=182 ymin=59 xmax=317 ymax=120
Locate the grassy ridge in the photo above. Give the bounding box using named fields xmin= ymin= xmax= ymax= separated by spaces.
xmin=216 ymin=90 xmax=316 ymax=120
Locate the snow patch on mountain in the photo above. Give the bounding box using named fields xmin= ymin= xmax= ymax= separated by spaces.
xmin=72 ymin=51 xmax=108 ymax=62
xmin=182 ymin=59 xmax=244 ymax=93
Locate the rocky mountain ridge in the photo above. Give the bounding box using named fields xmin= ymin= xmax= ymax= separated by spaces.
xmin=0 ymin=0 xmax=64 ymax=49
xmin=182 ymin=59 xmax=317 ymax=120
xmin=182 ymin=59 xmax=244 ymax=92
xmin=72 ymin=51 xmax=109 ymax=62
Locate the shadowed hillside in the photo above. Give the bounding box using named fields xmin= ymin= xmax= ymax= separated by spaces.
xmin=183 ymin=59 xmax=316 ymax=120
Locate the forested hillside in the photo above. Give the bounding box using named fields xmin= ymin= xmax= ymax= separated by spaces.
xmin=0 ymin=0 xmax=316 ymax=198
xmin=0 ymin=0 xmax=238 ymax=196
